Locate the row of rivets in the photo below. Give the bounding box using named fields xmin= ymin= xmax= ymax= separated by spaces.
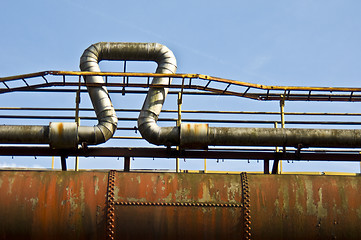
xmin=241 ymin=172 xmax=251 ymax=240
xmin=115 ymin=201 xmax=242 ymax=208
xmin=106 ymin=170 xmax=116 ymax=240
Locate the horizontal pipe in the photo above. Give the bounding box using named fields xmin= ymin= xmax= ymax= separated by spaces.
xmin=207 ymin=127 xmax=361 ymax=148
xmin=0 ymin=43 xmax=122 ymax=149
xmin=0 ymin=125 xmax=49 ymax=144
xmin=3 ymin=43 xmax=361 ymax=149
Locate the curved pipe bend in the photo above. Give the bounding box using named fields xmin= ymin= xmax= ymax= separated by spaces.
xmin=82 ymin=42 xmax=179 ymax=146
xmin=81 ymin=42 xmax=361 ymax=149
xmin=1 ymin=42 xmax=360 ymax=149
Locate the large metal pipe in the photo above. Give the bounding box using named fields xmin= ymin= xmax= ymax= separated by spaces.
xmin=0 ymin=170 xmax=359 ymax=239
xmin=2 ymin=42 xmax=361 ymax=149
xmin=198 ymin=126 xmax=361 ymax=148
xmin=0 ymin=43 xmax=120 ymax=149
xmin=132 ymin=42 xmax=361 ymax=148
xmin=77 ymin=42 xmax=179 ymax=146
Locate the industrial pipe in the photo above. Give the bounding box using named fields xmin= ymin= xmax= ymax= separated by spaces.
xmin=2 ymin=42 xmax=361 ymax=149
xmin=132 ymin=42 xmax=361 ymax=148
xmin=183 ymin=125 xmax=361 ymax=148
xmin=0 ymin=43 xmax=120 ymax=149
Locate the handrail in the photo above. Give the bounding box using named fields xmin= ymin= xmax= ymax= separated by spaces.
xmin=1 ymin=71 xmax=361 ymax=102
xmin=1 ymin=70 xmax=361 ymax=92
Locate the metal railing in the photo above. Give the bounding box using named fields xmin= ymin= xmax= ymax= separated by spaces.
xmin=1 ymin=71 xmax=361 ymax=173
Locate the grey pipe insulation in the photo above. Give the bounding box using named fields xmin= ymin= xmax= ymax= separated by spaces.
xmin=1 ymin=42 xmax=361 ymax=149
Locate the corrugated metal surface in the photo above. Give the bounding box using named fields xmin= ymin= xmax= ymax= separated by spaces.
xmin=0 ymin=170 xmax=360 ymax=239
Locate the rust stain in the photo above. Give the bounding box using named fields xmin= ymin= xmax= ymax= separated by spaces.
xmin=0 ymin=171 xmax=360 ymax=239
xmin=57 ymin=122 xmax=64 ymax=136
xmin=93 ymin=175 xmax=99 ymax=195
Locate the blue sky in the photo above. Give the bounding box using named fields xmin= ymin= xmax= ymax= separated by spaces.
xmin=1 ymin=0 xmax=361 ymax=173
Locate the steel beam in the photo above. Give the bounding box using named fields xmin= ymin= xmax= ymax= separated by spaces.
xmin=1 ymin=146 xmax=361 ymax=161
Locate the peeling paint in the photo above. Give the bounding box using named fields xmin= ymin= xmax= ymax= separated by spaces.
xmin=94 ymin=175 xmax=99 ymax=195
xmin=163 ymin=193 xmax=172 ymax=202
xmin=356 ymin=206 xmax=361 ymax=219
xmin=175 ymin=188 xmax=191 ymax=201
xmin=30 ymin=197 xmax=38 ymax=211
xmin=305 ymin=179 xmax=317 ymax=216
xmin=127 ymin=197 xmax=147 ymax=202
xmin=199 ymin=184 xmax=211 ymax=202
xmin=80 ymin=182 xmax=85 ymax=213
xmin=136 ymin=176 xmax=141 ymax=184
xmin=317 ymin=187 xmax=327 ymax=218
xmin=7 ymin=177 xmax=14 ymax=194
xmin=66 ymin=186 xmax=78 ymax=211
xmin=0 ymin=171 xmax=360 ymax=239
xmin=114 ymin=186 xmax=120 ymax=202
xmin=226 ymin=181 xmax=240 ymax=202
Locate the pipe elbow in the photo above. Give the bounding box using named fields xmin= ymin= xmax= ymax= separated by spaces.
xmin=81 ymin=42 xmax=177 ymax=147
xmin=138 ymin=117 xmax=179 ymax=146
xmin=76 ymin=43 xmax=119 ymax=147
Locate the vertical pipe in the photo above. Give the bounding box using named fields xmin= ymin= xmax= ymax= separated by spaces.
xmin=61 ymin=156 xmax=67 ymax=171
xmin=51 ymin=156 xmax=54 ymax=170
xmin=264 ymin=160 xmax=269 ymax=174
xmin=271 ymin=159 xmax=279 ymax=174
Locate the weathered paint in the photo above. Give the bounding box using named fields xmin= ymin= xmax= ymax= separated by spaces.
xmin=250 ymin=174 xmax=361 ymax=239
xmin=180 ymin=123 xmax=208 ymax=148
xmin=0 ymin=170 xmax=360 ymax=239
xmin=49 ymin=122 xmax=78 ymax=149
xmin=0 ymin=170 xmax=108 ymax=240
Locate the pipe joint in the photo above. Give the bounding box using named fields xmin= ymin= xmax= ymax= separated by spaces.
xmin=49 ymin=122 xmax=78 ymax=149
xmin=180 ymin=123 xmax=209 ymax=149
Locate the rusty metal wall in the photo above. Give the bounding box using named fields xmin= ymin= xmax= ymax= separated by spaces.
xmin=0 ymin=170 xmax=360 ymax=239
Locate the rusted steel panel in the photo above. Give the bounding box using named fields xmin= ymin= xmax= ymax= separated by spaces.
xmin=112 ymin=172 xmax=243 ymax=239
xmin=0 ymin=170 xmax=108 ymax=240
xmin=249 ymin=174 xmax=361 ymax=240
xmin=0 ymin=170 xmax=360 ymax=239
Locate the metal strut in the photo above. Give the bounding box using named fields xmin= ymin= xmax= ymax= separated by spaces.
xmin=241 ymin=172 xmax=251 ymax=240
xmin=106 ymin=170 xmax=116 ymax=240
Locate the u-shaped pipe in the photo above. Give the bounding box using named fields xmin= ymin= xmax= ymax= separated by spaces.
xmin=1 ymin=42 xmax=361 ymax=149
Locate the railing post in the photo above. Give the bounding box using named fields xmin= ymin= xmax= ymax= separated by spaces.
xmin=74 ymin=76 xmax=81 ymax=171
xmin=279 ymin=95 xmax=286 ymax=174
xmin=124 ymin=156 xmax=131 ymax=172
xmin=176 ymin=92 xmax=182 ymax=173
xmin=61 ymin=155 xmax=67 ymax=171
xmin=264 ymin=159 xmax=269 ymax=174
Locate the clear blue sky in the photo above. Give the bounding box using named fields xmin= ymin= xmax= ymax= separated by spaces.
xmin=1 ymin=0 xmax=361 ymax=173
